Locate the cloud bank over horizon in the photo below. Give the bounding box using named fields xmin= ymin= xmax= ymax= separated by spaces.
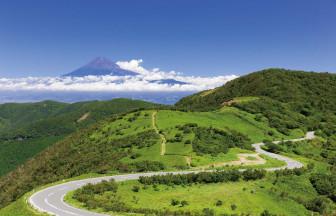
xmin=0 ymin=59 xmax=238 ymax=92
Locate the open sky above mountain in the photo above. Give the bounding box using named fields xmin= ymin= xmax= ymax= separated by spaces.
xmin=0 ymin=0 xmax=335 ymax=77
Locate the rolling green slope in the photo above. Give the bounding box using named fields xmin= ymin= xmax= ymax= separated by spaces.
xmin=0 ymin=98 xmax=160 ymax=176
xmin=176 ymin=68 xmax=336 ymax=139
xmin=0 ymin=98 xmax=160 ymax=139
xmin=0 ymin=69 xmax=335 ymax=215
xmin=176 ymin=68 xmax=336 ymax=112
xmin=0 ymin=107 xmax=286 ymax=209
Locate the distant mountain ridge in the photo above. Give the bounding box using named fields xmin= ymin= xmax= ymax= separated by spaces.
xmin=62 ymin=57 xmax=191 ymax=86
xmin=63 ymin=57 xmax=139 ymax=77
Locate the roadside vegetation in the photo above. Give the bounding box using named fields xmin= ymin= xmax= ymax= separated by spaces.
xmin=69 ymin=166 xmax=335 ymax=216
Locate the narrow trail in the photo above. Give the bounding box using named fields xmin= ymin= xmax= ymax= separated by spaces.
xmin=29 ymin=132 xmax=315 ymax=216
xmin=151 ymin=111 xmax=166 ymax=156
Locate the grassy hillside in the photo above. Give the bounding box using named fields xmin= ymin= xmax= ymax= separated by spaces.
xmin=1 ymin=69 xmax=335 ymax=215
xmin=0 ymin=98 xmax=160 ymax=139
xmin=0 ymin=98 xmax=160 ymax=176
xmin=0 ymin=106 xmax=288 ymax=209
xmin=176 ymin=68 xmax=336 ymax=139
xmin=176 ymin=68 xmax=336 ymax=111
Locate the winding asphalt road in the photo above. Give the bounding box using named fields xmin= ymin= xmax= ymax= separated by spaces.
xmin=29 ymin=132 xmax=315 ymax=216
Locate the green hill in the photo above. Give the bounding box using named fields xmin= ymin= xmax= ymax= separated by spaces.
xmin=0 ymin=98 xmax=160 ymax=176
xmin=176 ymin=68 xmax=336 ymax=111
xmin=0 ymin=105 xmax=289 ymax=208
xmin=176 ymin=68 xmax=336 ymax=139
xmin=0 ymin=69 xmax=335 ymax=215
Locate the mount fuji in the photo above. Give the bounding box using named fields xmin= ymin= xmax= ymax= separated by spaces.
xmin=63 ymin=57 xmax=139 ymax=77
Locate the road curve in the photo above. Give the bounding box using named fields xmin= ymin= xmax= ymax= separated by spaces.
xmin=253 ymin=131 xmax=315 ymax=171
xmin=29 ymin=132 xmax=315 ymax=216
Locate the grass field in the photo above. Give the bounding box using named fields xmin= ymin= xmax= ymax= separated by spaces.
xmin=114 ymin=179 xmax=310 ymax=216
xmin=0 ymin=107 xmax=307 ymax=215
xmin=65 ymin=174 xmax=316 ymax=216
xmin=118 ymin=108 xmax=292 ymax=170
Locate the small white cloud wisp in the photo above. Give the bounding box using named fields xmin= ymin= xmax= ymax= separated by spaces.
xmin=0 ymin=60 xmax=238 ymax=92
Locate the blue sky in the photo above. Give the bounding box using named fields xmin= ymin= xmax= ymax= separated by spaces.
xmin=0 ymin=0 xmax=335 ymax=77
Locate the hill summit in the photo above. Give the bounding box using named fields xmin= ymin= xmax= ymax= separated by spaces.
xmin=63 ymin=57 xmax=139 ymax=77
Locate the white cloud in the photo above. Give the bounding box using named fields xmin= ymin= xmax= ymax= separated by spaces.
xmin=0 ymin=60 xmax=238 ymax=92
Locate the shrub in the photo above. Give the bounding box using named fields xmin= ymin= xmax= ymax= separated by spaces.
xmin=242 ymin=169 xmax=266 ymax=181
xmin=260 ymin=210 xmax=277 ymax=216
xmin=203 ymin=208 xmax=215 ymax=216
xmin=264 ymin=143 xmax=283 ymax=153
xmin=132 ymin=185 xmax=140 ymax=192
xmin=310 ymin=173 xmax=336 ymax=202
xmin=215 ymin=200 xmax=223 ymax=206
xmin=192 ymin=127 xmax=251 ymax=156
xmin=171 ymin=199 xmax=180 ymax=206
xmin=231 ymin=204 xmax=237 ymax=210
xmin=180 ymin=200 xmax=189 ymax=207
xmin=304 ymin=197 xmax=333 ymax=214
xmin=138 ymin=169 xmax=265 ymax=185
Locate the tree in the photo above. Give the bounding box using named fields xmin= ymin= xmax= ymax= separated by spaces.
xmin=171 ymin=199 xmax=180 ymax=206
xmin=215 ymin=200 xmax=223 ymax=206
xmin=180 ymin=200 xmax=189 ymax=207
xmin=132 ymin=185 xmax=140 ymax=192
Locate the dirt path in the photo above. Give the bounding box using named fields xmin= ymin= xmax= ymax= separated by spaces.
xmin=185 ymin=156 xmax=192 ymax=167
xmin=152 ymin=111 xmax=166 ymax=156
xmin=197 ymin=153 xmax=266 ymax=170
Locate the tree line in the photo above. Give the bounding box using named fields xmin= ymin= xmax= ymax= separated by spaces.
xmin=138 ymin=169 xmax=266 ymax=185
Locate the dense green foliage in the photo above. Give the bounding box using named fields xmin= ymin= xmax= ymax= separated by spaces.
xmin=176 ymin=69 xmax=336 ymax=112
xmin=0 ymin=112 xmax=162 ymax=208
xmin=0 ymin=98 xmax=159 ymax=175
xmin=0 ymin=136 xmax=63 ymax=176
xmin=176 ymin=69 xmax=336 ymax=140
xmin=192 ymin=127 xmax=251 ymax=156
xmin=138 ymin=169 xmax=266 ymax=185
xmin=0 ymin=98 xmax=159 ymax=140
xmin=263 ymin=139 xmax=336 ymax=168
xmin=263 ymin=139 xmax=336 ymax=214
xmin=310 ymin=173 xmax=336 ymax=202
